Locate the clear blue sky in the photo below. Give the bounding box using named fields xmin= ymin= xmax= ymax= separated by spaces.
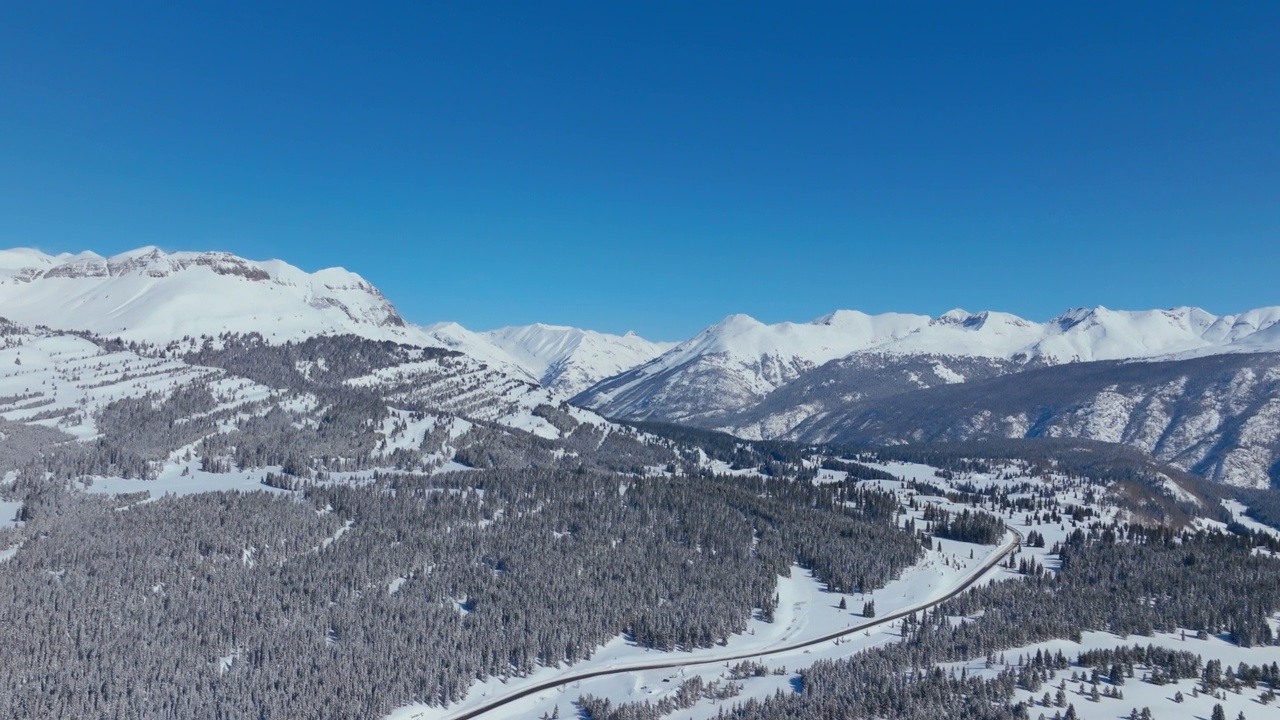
xmin=1 ymin=2 xmax=1276 ymax=340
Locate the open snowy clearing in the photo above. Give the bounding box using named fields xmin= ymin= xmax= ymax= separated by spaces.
xmin=938 ymin=620 xmax=1280 ymax=720
xmin=0 ymin=499 xmax=21 ymax=528
xmin=79 ymin=460 xmax=289 ymax=498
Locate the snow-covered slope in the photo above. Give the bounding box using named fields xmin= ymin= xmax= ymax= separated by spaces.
xmin=482 ymin=324 xmax=674 ymax=397
xmin=418 ymin=321 xmax=540 ymax=384
xmin=576 ymin=306 xmax=1280 ymax=425
xmin=6 ymin=245 xmax=1279 ymax=487
xmin=0 ymin=317 xmax=635 ymax=484
xmin=0 ymin=247 xmax=416 ymax=345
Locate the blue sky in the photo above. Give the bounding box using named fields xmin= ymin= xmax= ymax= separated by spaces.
xmin=1 ymin=2 xmax=1276 ymax=340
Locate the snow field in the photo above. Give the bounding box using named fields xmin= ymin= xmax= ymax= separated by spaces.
xmin=937 ymin=622 xmax=1280 ymax=720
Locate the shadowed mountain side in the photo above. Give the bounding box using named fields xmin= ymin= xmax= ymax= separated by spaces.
xmin=788 ymin=352 xmax=1280 ymax=488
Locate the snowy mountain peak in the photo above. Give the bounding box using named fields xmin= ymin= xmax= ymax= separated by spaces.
xmin=482 ymin=323 xmax=675 ymax=397
xmin=934 ymin=308 xmax=975 ymax=324
xmin=811 ymin=309 xmax=879 ymax=327
xmin=0 ymin=246 xmax=672 ymax=398
xmin=1051 ymin=306 xmax=1100 ymax=329
xmin=0 ymin=246 xmax=408 ymax=344
xmin=711 ymin=313 xmax=767 ymax=332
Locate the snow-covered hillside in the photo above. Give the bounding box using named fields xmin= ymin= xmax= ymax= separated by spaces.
xmin=0 ymin=316 xmax=627 ymax=484
xmin=0 ymin=247 xmax=415 ymax=345
xmin=418 ymin=321 xmax=541 ymax=384
xmin=576 ymin=311 xmax=938 ymax=423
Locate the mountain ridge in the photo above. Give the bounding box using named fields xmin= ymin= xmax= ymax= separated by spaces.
xmin=0 ymin=246 xmax=675 ymax=396
xmin=575 ymin=305 xmax=1280 ymax=426
xmin=0 ymin=246 xmax=410 ymax=344
xmin=6 ymin=245 xmax=1279 ymax=486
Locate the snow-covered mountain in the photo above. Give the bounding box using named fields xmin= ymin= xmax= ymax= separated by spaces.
xmin=576 ymin=311 xmax=934 ymax=424
xmin=6 ymin=245 xmax=1280 ymax=486
xmin=482 ymin=324 xmax=675 ymax=397
xmin=0 ymin=247 xmax=415 ymax=345
xmin=576 ymin=306 xmax=1280 ymax=426
xmin=0 ymin=248 xmax=578 ymax=458
xmin=415 ymin=322 xmax=673 ymax=396
xmin=416 ymin=321 xmax=541 ymax=384
xmin=0 ymin=246 xmax=675 ymax=401
xmin=574 ymin=306 xmax=1280 ymax=486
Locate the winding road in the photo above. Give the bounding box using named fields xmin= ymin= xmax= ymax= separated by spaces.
xmin=436 ymin=526 xmax=1024 ymax=720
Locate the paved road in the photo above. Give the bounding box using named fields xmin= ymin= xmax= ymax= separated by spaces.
xmin=440 ymin=526 xmax=1024 ymax=720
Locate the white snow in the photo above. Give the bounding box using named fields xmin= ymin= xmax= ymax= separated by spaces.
xmin=947 ymin=623 xmax=1280 ymax=720
xmin=0 ymin=500 xmax=21 ymax=528
xmin=0 ymin=247 xmax=424 ymax=346
xmin=652 ymin=305 xmax=1280 ymax=377
xmin=386 ymin=459 xmax=1174 ymax=720
xmin=384 ymin=539 xmax=1016 ymax=720
xmin=580 ymin=305 xmax=1280 ymax=417
xmin=80 ymin=461 xmax=289 ymax=498
xmin=483 ymin=323 xmax=675 ymax=397
xmin=418 ymin=321 xmax=675 ymax=398
xmin=0 ymin=330 xmax=224 ymax=438
xmin=1223 ymin=499 xmax=1280 ymax=542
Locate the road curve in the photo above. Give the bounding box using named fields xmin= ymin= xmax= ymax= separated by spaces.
xmin=439 ymin=526 xmax=1024 ymax=720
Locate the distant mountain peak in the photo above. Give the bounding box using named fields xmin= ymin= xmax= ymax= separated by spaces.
xmin=712 ymin=313 xmax=766 ymax=330
xmin=481 ymin=323 xmax=674 ymax=397
xmin=811 ymin=309 xmax=875 ymax=326
xmin=935 ymin=307 xmax=974 ymax=322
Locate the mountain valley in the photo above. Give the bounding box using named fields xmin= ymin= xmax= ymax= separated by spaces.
xmin=0 ymin=246 xmax=1277 ymax=720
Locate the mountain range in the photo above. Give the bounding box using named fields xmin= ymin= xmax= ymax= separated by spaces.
xmin=0 ymin=247 xmax=672 ymax=395
xmin=3 ymin=246 xmax=1278 ymax=487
